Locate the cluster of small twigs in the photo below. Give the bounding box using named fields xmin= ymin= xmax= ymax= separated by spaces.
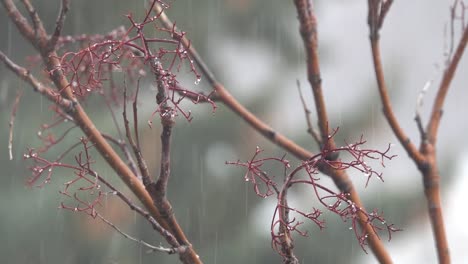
xmin=1 ymin=1 xmax=208 ymax=263
xmin=229 ymin=131 xmax=399 ymax=261
xmin=23 ymin=136 xmax=183 ymax=255
xmin=47 ymin=0 xmax=216 ymax=120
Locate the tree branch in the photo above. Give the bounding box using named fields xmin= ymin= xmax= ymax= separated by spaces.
xmin=1 ymin=1 xmax=202 ymax=263
xmin=367 ymin=0 xmax=426 ymax=165
xmin=426 ymin=25 xmax=468 ymax=144
xmin=153 ymin=2 xmax=394 ymax=262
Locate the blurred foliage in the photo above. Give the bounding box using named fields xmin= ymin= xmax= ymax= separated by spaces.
xmin=0 ymin=1 xmax=451 ymax=264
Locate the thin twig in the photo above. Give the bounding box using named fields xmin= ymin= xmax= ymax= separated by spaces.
xmin=0 ymin=51 xmax=75 ymax=111
xmin=414 ymin=80 xmax=431 ymax=141
xmin=49 ymin=0 xmax=70 ymax=51
xmin=102 ymin=133 xmax=141 ymax=179
xmin=96 ymin=212 xmax=178 ymax=254
xmin=8 ymin=89 xmax=23 ymax=160
xmin=92 ymin=172 xmax=180 ymax=248
xmin=2 ymin=0 xmax=39 ymax=49
xmin=297 ymin=79 xmax=321 ymax=147
xmin=133 ymin=79 xmax=141 ymax=148
xmin=123 ymin=83 xmax=153 ymax=186
xmin=293 ymin=0 xmax=333 ymax=149
xmin=20 ymin=0 xmax=47 ymax=41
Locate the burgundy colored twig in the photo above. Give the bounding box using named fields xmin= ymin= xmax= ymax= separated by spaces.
xmin=153 ymin=2 xmax=396 ymax=262
xmin=230 ymin=134 xmax=398 ymax=262
xmin=2 ymin=0 xmax=203 ymax=263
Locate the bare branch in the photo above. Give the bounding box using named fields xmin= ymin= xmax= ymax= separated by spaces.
xmin=293 ymin=0 xmax=334 ymax=149
xmin=1 ymin=0 xmax=34 ymax=46
xmin=123 ymin=82 xmax=153 ymax=186
xmin=3 ymin=1 xmax=202 ymax=262
xmin=153 ymin=3 xmax=393 ymax=262
xmin=367 ymin=1 xmax=425 ymax=165
xmin=20 ymin=0 xmax=47 ymax=41
xmin=102 ymin=133 xmax=141 ymax=179
xmin=96 ymin=213 xmax=178 ymax=254
xmin=48 ymin=0 xmax=70 ymax=51
xmin=426 ymin=24 xmax=468 ymax=144
xmin=0 ymin=51 xmax=75 ymax=111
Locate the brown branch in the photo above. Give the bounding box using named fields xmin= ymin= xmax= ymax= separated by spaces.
xmin=133 ymin=81 xmax=141 ymax=149
xmin=293 ymin=0 xmax=334 ymax=149
xmin=367 ymin=1 xmax=467 ymax=263
xmin=293 ymin=1 xmax=393 ymax=262
xmin=49 ymin=0 xmax=70 ymax=51
xmin=419 ymin=7 xmax=468 ymax=264
xmin=2 ymin=0 xmax=38 ymax=49
xmin=20 ymin=0 xmax=47 ymax=43
xmin=426 ymin=25 xmax=468 ymax=144
xmin=0 ymin=51 xmax=74 ymax=111
xmin=367 ymin=3 xmax=427 ymax=263
xmin=94 ymin=172 xmax=180 ymax=249
xmin=367 ymin=1 xmax=425 ymax=165
xmin=102 ymin=133 xmax=141 ymax=179
xmin=52 ymin=34 xmax=200 ymax=264
xmin=145 ymin=60 xmax=197 ymax=264
xmin=2 ymin=1 xmax=201 ymax=263
xmin=418 ymin=145 xmax=450 ymax=264
xmin=153 ymin=2 xmax=394 ymax=262
xmin=123 ymin=82 xmax=153 ymax=186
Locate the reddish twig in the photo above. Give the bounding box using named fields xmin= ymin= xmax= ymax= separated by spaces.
xmin=152 ymin=2 xmax=396 ymax=262
xmin=1 ymin=1 xmax=202 ymax=263
xmin=229 ymin=137 xmax=399 ymax=262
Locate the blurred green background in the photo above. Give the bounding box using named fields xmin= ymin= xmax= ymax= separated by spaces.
xmin=1 ymin=1 xmax=467 ymax=263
